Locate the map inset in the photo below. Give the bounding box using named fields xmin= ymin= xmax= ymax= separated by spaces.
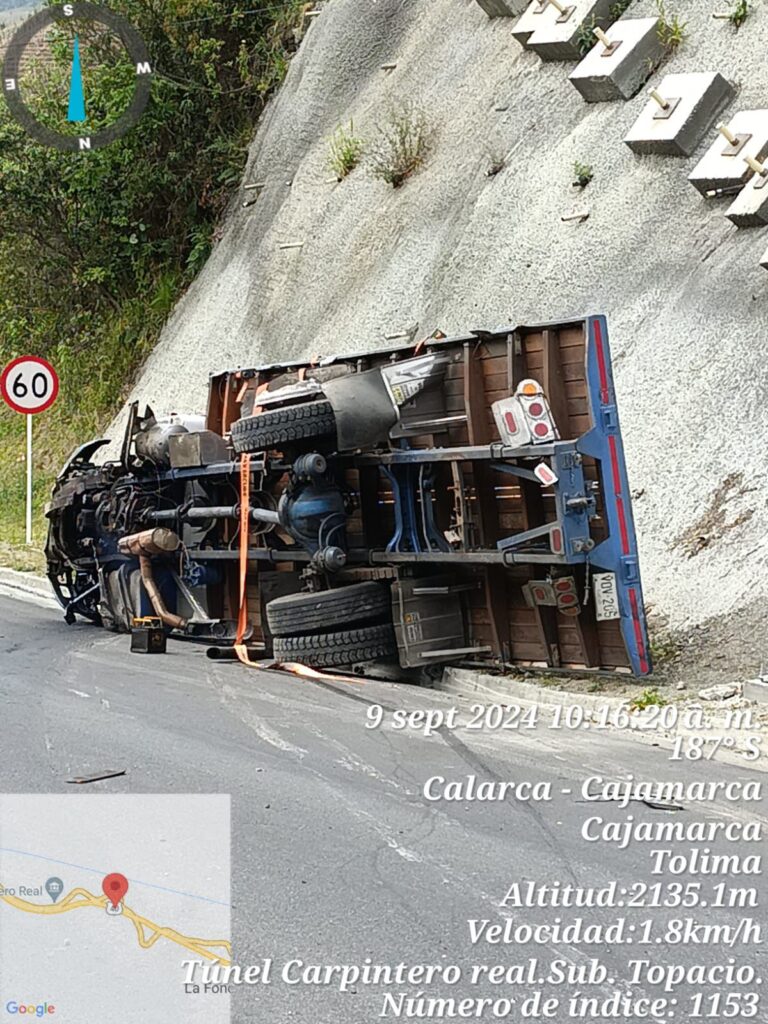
xmin=0 ymin=794 xmax=230 ymax=1022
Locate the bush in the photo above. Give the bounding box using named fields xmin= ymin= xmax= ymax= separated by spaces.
xmin=369 ymin=103 xmax=431 ymax=188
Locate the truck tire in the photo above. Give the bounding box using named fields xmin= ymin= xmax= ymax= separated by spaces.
xmin=231 ymin=401 xmax=336 ymax=453
xmin=272 ymin=623 xmax=397 ymax=668
xmin=267 ymin=582 xmax=391 ymax=637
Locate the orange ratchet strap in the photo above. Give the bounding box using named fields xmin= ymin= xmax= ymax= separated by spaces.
xmin=234 ymin=454 xmax=256 ymax=666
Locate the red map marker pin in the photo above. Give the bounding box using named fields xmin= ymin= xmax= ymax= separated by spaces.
xmin=102 ymin=873 xmax=129 ymax=908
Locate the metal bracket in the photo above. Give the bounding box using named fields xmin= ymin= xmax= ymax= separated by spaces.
xmin=419 ymin=646 xmax=493 ymax=659
xmin=601 ymin=405 xmax=618 ymax=432
xmin=497 ymin=521 xmax=553 ymax=552
xmin=621 ymin=556 xmax=640 ymax=584
xmin=490 ymin=461 xmax=540 ymax=484
xmin=565 ymin=493 xmax=595 ymax=515
xmin=652 ymin=97 xmax=681 ymax=121
xmin=722 ymin=133 xmax=751 ymax=157
xmin=557 ymin=451 xmax=582 ymax=470
xmin=599 ymin=39 xmax=622 ymax=57
xmin=413 ymin=583 xmax=479 ymax=595
xmin=753 ymin=172 xmax=768 ymax=191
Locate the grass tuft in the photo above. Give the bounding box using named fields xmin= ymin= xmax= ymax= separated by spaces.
xmin=727 ymin=0 xmax=750 ymax=29
xmin=369 ymin=103 xmax=431 ymax=189
xmin=629 ymin=687 xmax=668 ymax=711
xmin=328 ymin=121 xmax=363 ymax=180
xmin=655 ymin=0 xmax=688 ymax=51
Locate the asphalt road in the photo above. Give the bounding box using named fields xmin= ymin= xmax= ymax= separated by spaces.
xmin=1 ymin=594 xmax=766 ymax=1023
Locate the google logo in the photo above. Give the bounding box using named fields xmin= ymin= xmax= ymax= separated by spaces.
xmin=5 ymin=1003 xmax=55 ymax=1017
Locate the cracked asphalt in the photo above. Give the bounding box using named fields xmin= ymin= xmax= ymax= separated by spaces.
xmin=1 ymin=595 xmax=766 ymax=1022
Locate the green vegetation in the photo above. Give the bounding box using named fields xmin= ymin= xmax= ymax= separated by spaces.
xmin=629 ymin=687 xmax=669 ymax=711
xmin=727 ymin=0 xmax=751 ymax=29
xmin=328 ymin=121 xmax=363 ymax=180
xmin=577 ymin=1 xmax=632 ymax=55
xmin=576 ymin=16 xmax=599 ymax=56
xmin=0 ymin=0 xmax=305 ymax=555
xmin=649 ymin=627 xmax=683 ymax=668
xmin=609 ymin=0 xmax=634 ymax=16
xmin=369 ymin=102 xmax=431 ymax=189
xmin=655 ymin=0 xmax=688 ymax=52
xmin=573 ymin=160 xmax=594 ymax=187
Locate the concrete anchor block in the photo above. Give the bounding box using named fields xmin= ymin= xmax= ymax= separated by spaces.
xmin=624 ymin=72 xmax=735 ymax=157
xmin=527 ymin=0 xmax=614 ymax=62
xmin=475 ymin=0 xmax=528 ymax=15
xmin=689 ymin=109 xmax=768 ymax=194
xmin=511 ymin=0 xmax=559 ymax=47
xmin=726 ymin=160 xmax=768 ymax=227
xmin=569 ymin=18 xmax=663 ymax=103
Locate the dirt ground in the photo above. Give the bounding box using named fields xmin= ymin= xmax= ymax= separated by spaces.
xmin=501 ymin=597 xmax=767 ymax=701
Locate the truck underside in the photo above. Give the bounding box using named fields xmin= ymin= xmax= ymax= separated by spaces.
xmin=45 ymin=315 xmax=651 ymax=678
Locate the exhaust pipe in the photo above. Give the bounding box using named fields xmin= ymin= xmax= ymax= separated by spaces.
xmin=118 ymin=529 xmax=187 ymax=630
xmin=118 ymin=528 xmax=181 ymax=557
xmin=138 ymin=556 xmax=188 ymax=630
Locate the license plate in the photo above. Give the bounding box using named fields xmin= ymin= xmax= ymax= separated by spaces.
xmin=593 ymin=572 xmax=620 ymax=621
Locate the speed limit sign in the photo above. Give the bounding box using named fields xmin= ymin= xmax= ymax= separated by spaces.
xmin=1 ymin=355 xmax=59 ymax=414
xmin=1 ymin=355 xmax=59 ymax=546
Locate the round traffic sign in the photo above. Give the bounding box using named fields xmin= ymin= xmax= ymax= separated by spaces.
xmin=1 ymin=356 xmax=59 ymax=414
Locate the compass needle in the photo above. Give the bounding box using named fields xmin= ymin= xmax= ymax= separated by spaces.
xmin=67 ymin=33 xmax=86 ymax=123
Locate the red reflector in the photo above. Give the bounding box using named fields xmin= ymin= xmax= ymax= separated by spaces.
xmin=559 ymin=594 xmax=577 ymax=606
xmin=550 ymin=528 xmax=562 ymax=553
xmin=528 ymin=401 xmax=544 ymax=417
xmin=554 ymin=579 xmax=571 ymax=591
xmin=504 ymin=411 xmax=517 ymax=433
xmin=533 ymin=423 xmax=550 ymax=438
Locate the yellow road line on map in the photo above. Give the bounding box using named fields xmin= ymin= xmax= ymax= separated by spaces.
xmin=0 ymin=885 xmax=231 ymax=965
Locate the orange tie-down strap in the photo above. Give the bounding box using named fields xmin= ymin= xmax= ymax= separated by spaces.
xmin=234 ymin=454 xmax=258 ymax=666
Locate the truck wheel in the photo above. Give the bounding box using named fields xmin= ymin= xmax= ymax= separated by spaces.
xmin=231 ymin=401 xmax=336 ymax=453
xmin=273 ymin=624 xmax=397 ymax=668
xmin=267 ymin=582 xmax=391 ymax=637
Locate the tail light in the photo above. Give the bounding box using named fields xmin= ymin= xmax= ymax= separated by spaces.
xmin=492 ymin=379 xmax=559 ymax=446
xmin=516 ymin=379 xmax=559 ymax=443
xmin=492 ymin=397 xmax=530 ymax=444
xmin=523 ymin=580 xmax=557 ymax=607
xmin=553 ymin=576 xmax=580 ymax=616
xmin=523 ymin=577 xmax=581 ymax=617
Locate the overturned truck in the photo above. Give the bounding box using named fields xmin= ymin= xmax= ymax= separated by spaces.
xmin=45 ymin=316 xmax=651 ymax=677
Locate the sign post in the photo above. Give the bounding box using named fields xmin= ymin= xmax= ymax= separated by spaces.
xmin=1 ymin=355 xmax=60 ymax=545
xmin=26 ymin=412 xmax=33 ymax=544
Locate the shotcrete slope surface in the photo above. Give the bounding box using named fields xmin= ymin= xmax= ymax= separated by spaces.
xmin=117 ymin=0 xmax=768 ymax=632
